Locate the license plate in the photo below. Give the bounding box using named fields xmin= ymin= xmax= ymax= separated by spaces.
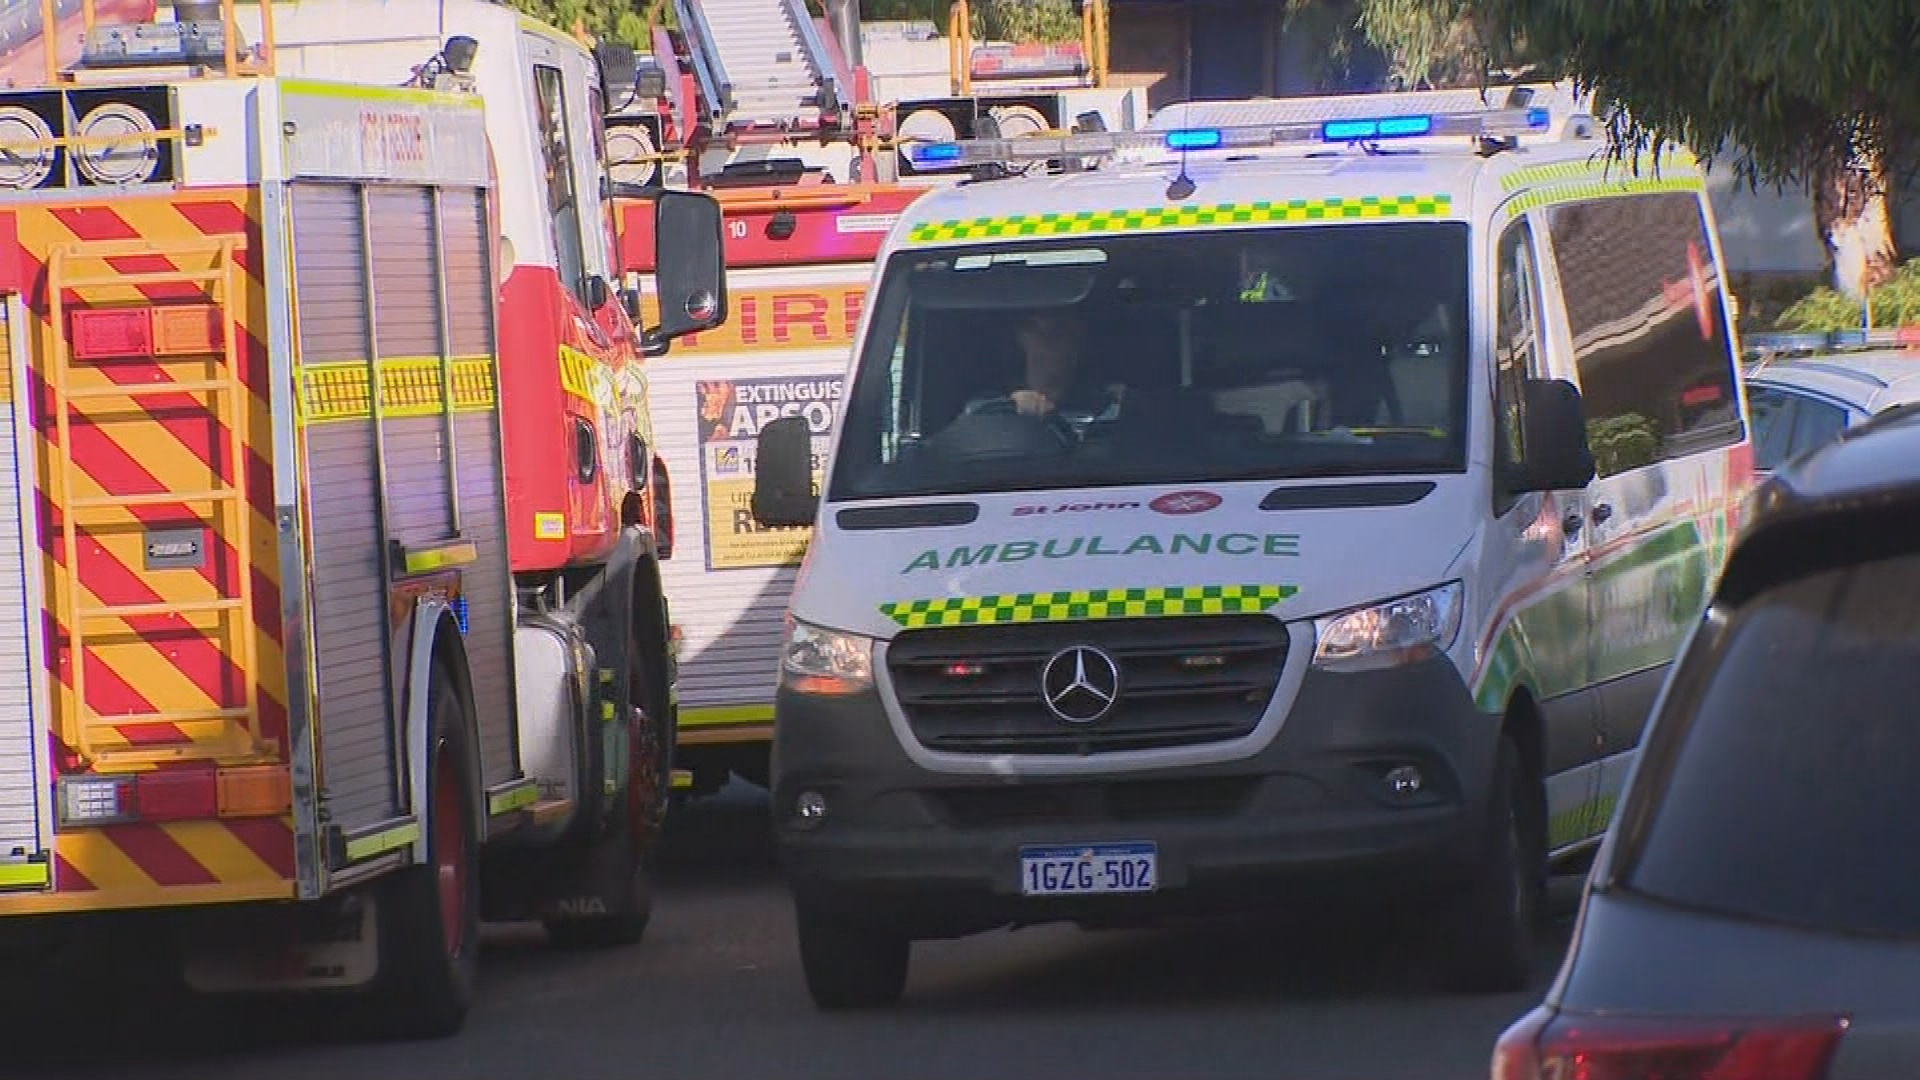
xmin=1019 ymin=842 xmax=1157 ymax=896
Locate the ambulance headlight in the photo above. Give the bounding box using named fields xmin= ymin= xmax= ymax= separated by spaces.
xmin=1311 ymin=582 xmax=1462 ymax=673
xmin=780 ymin=617 xmax=874 ymax=695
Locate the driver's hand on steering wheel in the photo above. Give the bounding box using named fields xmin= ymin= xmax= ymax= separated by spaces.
xmin=1010 ymin=389 xmax=1055 ymax=417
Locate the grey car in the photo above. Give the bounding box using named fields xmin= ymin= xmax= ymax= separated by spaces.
xmin=1745 ymin=349 xmax=1920 ymax=471
xmin=1492 ymin=404 xmax=1920 ymax=1080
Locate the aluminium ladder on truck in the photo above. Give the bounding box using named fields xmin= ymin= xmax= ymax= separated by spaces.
xmin=671 ymin=0 xmax=849 ymax=135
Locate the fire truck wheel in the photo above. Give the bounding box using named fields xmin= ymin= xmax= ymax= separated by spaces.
xmin=628 ymin=605 xmax=675 ymax=844
xmin=364 ymin=662 xmax=481 ymax=1039
xmin=541 ymin=620 xmax=665 ymax=949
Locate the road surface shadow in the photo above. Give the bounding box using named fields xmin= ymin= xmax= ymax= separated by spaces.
xmin=1 ymin=787 xmax=1583 ymax=1073
xmin=901 ymin=893 xmax=1578 ymax=1013
xmin=654 ymin=780 xmax=780 ymax=886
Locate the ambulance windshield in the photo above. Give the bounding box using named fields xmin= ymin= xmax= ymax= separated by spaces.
xmin=828 ymin=221 xmax=1472 ymax=502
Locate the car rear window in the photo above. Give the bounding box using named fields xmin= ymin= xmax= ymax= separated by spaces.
xmin=1621 ymin=550 xmax=1920 ymax=939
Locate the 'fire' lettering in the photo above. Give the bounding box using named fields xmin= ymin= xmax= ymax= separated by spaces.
xmin=771 ymin=293 xmax=831 ymax=343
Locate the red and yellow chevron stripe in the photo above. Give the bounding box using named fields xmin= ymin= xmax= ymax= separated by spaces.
xmin=1 ymin=189 xmax=297 ymax=913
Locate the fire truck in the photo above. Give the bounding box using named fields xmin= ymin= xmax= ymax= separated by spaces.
xmin=0 ymin=0 xmax=725 ymax=1038
xmin=597 ymin=0 xmax=1142 ymax=794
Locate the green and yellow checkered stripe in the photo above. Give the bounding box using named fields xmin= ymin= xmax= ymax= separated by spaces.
xmin=882 ymin=584 xmax=1298 ymax=629
xmin=905 ymin=195 xmax=1453 ymax=245
xmin=297 ymin=355 xmax=497 ymax=425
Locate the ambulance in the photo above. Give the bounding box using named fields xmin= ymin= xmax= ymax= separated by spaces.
xmin=747 ymin=87 xmax=1755 ymax=1007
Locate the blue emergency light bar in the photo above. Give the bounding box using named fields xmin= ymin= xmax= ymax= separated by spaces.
xmin=901 ymin=105 xmax=1559 ymax=172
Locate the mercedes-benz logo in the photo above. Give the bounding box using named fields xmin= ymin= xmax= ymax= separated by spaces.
xmin=1040 ymin=645 xmax=1121 ymax=724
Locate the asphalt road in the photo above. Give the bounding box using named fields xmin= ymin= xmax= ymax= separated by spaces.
xmin=12 ymin=785 xmax=1577 ymax=1080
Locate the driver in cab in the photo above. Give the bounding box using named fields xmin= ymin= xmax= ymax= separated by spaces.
xmin=966 ymin=308 xmax=1124 ymax=425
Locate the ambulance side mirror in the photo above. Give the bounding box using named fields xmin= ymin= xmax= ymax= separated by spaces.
xmin=752 ymin=415 xmax=819 ymax=528
xmin=643 ymin=190 xmax=728 ymax=357
xmin=1508 ymin=377 xmax=1596 ymax=493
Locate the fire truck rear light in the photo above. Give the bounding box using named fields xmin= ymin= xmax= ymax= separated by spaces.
xmin=217 ymin=765 xmax=292 ymax=818
xmin=136 ymin=767 xmax=218 ymax=821
xmin=70 ymin=308 xmax=153 ymax=359
xmin=57 ymin=776 xmax=137 ymax=827
xmin=151 ymin=304 xmax=222 ymax=356
xmin=1492 ymin=1005 xmax=1849 ymax=1080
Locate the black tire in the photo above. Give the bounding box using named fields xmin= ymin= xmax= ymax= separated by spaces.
xmin=1439 ymin=736 xmax=1538 ymax=994
xmin=541 ymin=819 xmax=654 ymax=949
xmin=795 ymin=903 xmax=910 ymax=1010
xmin=362 ymin=661 xmax=482 ymax=1040
xmin=541 ymin=602 xmax=667 ymax=949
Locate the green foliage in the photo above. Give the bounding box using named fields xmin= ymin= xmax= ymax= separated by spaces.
xmin=1429 ymin=0 xmax=1920 ymax=190
xmin=971 ymin=0 xmax=1082 ymax=44
xmin=505 ymin=0 xmax=659 ymax=47
xmin=1355 ymin=0 xmax=1476 ymax=86
xmin=1587 ymin=413 xmax=1659 ymax=477
xmin=1777 ymin=259 xmax=1920 ymax=332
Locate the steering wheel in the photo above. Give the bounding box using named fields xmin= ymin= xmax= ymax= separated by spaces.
xmin=969 ymin=395 xmax=1079 ymax=445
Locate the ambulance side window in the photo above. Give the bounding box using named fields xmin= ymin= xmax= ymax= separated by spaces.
xmin=1546 ymin=192 xmax=1742 ymax=477
xmin=1494 ymin=217 xmax=1543 ymax=510
xmin=532 ymin=63 xmax=590 ymax=303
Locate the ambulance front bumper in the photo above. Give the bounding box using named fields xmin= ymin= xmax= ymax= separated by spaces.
xmin=770 ymin=652 xmax=1501 ymax=938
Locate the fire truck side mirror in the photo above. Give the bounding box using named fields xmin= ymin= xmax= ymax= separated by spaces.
xmin=645 ymin=190 xmax=728 ymax=355
xmin=1507 ymin=377 xmax=1596 ymax=494
xmin=751 ymin=415 xmax=819 ymax=528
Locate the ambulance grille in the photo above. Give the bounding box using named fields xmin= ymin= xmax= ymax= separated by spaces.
xmin=885 ymin=615 xmax=1288 ymax=755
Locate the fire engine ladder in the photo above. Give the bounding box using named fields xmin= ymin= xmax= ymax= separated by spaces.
xmin=44 ymin=237 xmax=264 ymax=769
xmin=673 ymin=0 xmax=848 ymax=134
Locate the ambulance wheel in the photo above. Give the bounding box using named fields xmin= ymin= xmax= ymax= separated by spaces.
xmin=796 ymin=903 xmax=910 ymax=1010
xmin=1438 ymin=736 xmax=1536 ymax=994
xmin=365 ymin=662 xmax=481 ymax=1039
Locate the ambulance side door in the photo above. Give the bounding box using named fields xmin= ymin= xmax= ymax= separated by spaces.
xmin=1489 ymin=209 xmax=1607 ymax=854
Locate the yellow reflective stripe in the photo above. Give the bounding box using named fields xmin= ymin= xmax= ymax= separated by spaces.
xmin=1502 ymin=175 xmax=1705 ymax=219
xmin=280 ymin=77 xmax=482 ymax=110
xmin=297 ymin=355 xmax=496 ymax=425
xmin=883 ymin=583 xmax=1297 ymax=629
xmin=0 ymin=860 xmax=51 ymax=891
xmin=400 ymin=540 xmax=478 ymax=576
xmin=488 ymin=780 xmax=539 ymax=817
xmin=1501 ymin=146 xmax=1699 ymax=192
xmin=680 ymin=704 xmax=775 ymax=727
xmin=907 ymin=195 xmax=1453 ymax=245
xmin=559 ymin=344 xmax=616 ymax=407
xmin=344 ymin=821 xmax=419 ymax=862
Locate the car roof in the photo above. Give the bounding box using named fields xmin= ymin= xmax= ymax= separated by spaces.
xmin=1745 ymin=349 xmax=1920 ymax=412
xmin=1722 ymin=405 xmax=1920 ymax=600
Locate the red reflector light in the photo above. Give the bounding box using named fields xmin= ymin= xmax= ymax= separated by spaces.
xmin=943 ymin=662 xmax=985 ymax=677
xmin=135 ymin=766 xmax=219 ymax=822
xmin=1493 ymin=1005 xmax=1849 ymax=1080
xmin=70 ymin=308 xmax=153 ymax=359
